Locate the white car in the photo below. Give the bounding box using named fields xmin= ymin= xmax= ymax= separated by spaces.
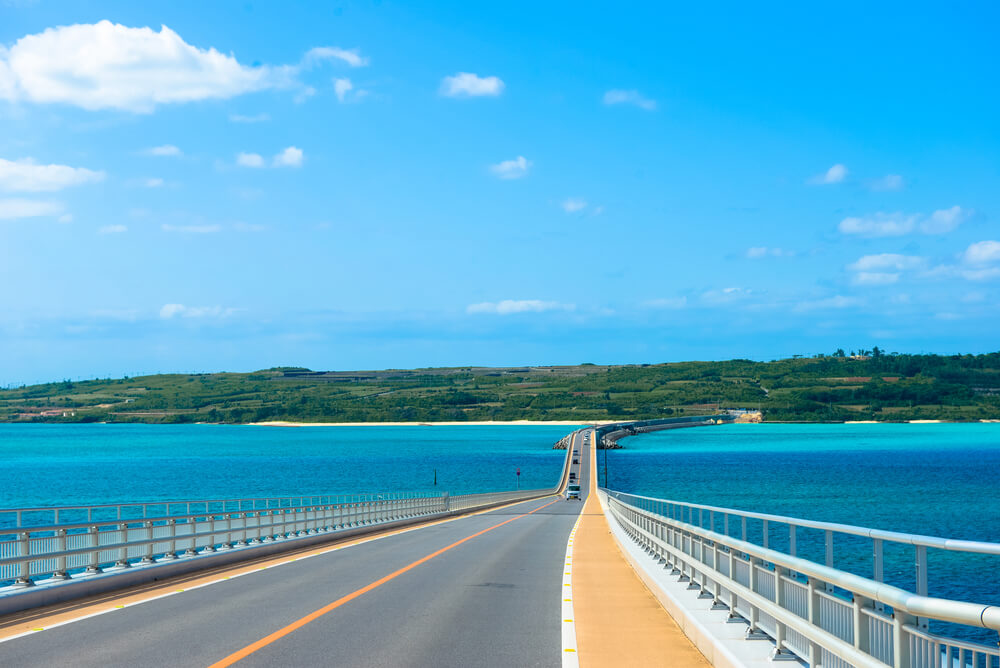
xmin=564 ymin=484 xmax=581 ymax=500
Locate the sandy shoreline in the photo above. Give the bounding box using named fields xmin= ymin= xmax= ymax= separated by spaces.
xmin=251 ymin=420 xmax=613 ymax=427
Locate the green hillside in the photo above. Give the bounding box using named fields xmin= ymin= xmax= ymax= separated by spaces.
xmin=3 ymin=351 xmax=1000 ymax=424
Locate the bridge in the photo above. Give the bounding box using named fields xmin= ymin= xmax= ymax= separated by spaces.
xmin=1 ymin=418 xmax=998 ymax=667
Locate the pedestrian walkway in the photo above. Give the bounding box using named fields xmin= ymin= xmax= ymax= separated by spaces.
xmin=573 ymin=431 xmax=710 ymax=668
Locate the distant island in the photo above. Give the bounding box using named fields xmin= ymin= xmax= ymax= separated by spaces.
xmin=3 ymin=350 xmax=999 ymax=424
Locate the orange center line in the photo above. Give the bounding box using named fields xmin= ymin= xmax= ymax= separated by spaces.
xmin=207 ymin=497 xmax=561 ymax=668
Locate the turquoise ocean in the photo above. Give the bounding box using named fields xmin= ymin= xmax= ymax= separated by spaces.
xmin=2 ymin=422 xmax=997 ymax=640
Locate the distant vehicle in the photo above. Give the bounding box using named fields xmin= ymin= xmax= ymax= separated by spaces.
xmin=572 ymin=449 xmax=578 ymax=455
xmin=572 ymin=458 xmax=579 ymax=464
xmin=565 ymin=484 xmax=581 ymax=500
xmin=569 ymin=472 xmax=577 ymax=481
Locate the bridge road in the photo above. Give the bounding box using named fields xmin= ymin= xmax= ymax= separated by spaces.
xmin=0 ymin=431 xmax=591 ymax=668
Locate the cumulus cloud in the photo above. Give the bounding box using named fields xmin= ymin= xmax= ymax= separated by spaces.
xmin=143 ymin=177 xmax=164 ymax=188
xmin=839 ymin=206 xmax=969 ymax=237
xmin=839 ymin=212 xmax=917 ymax=237
xmin=237 ymin=147 xmax=303 ymax=168
xmin=440 ymin=72 xmax=504 ymax=97
xmin=303 ymin=46 xmax=369 ymax=68
xmin=159 ymin=303 xmax=238 ymax=319
xmin=868 ymin=174 xmax=904 ymax=191
xmin=0 ymin=21 xmax=293 ymax=112
xmin=98 ymin=224 xmax=126 ymax=234
xmin=847 ymin=253 xmax=925 ymax=286
xmin=602 ymin=89 xmax=656 ymax=111
xmin=490 ymin=156 xmax=530 ymax=180
xmin=146 ymin=144 xmax=181 ymax=157
xmin=272 ymin=146 xmax=303 ymax=168
xmin=561 ymin=198 xmax=587 ymax=213
xmin=236 ymin=152 xmax=265 ymax=168
xmin=334 ymin=77 xmax=353 ymax=102
xmin=809 ymin=163 xmax=848 ymax=185
xmin=963 ymin=240 xmax=1000 ymax=266
xmin=0 ymin=157 xmax=105 ymax=192
xmin=0 ymin=197 xmax=63 ymax=219
xmin=466 ymin=299 xmax=573 ymax=315
xmin=920 ymin=205 xmax=969 ymax=234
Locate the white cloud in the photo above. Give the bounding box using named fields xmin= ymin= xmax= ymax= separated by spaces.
xmin=0 ymin=21 xmax=292 ymax=112
xmin=0 ymin=157 xmax=105 ymax=192
xmin=161 ymin=223 xmax=221 ymax=234
xmin=334 ymin=77 xmax=353 ymax=102
xmin=238 ymin=147 xmax=303 ymax=168
xmin=143 ymin=177 xmax=164 ymax=188
xmin=962 ymin=240 xmax=1000 ymax=266
xmin=466 ymin=299 xmax=573 ymax=315
xmin=272 ymin=146 xmax=303 ymax=168
xmin=701 ymin=287 xmax=755 ymax=304
xmin=809 ymin=163 xmax=848 ymax=185
xmin=440 ymin=72 xmax=504 ymax=98
xmin=57 ymin=213 xmax=73 ymax=223
xmin=602 ymin=89 xmax=656 ymax=111
xmin=644 ymin=297 xmax=687 ymax=309
xmin=838 ymin=212 xmax=917 ymax=237
xmin=847 ymin=254 xmax=925 ymax=286
xmin=0 ymin=197 xmax=62 ymax=219
xmin=229 ymin=113 xmax=270 ymax=123
xmin=839 ymin=206 xmax=970 ymax=237
xmin=746 ymin=247 xmax=793 ymax=259
xmin=848 ymin=254 xmax=925 ymax=272
xmin=561 ymin=198 xmax=587 ymax=213
xmin=490 ymin=156 xmax=530 ymax=180
xmin=236 ymin=152 xmax=265 ymax=168
xmin=303 ymin=46 xmax=369 ymax=68
xmin=920 ymin=205 xmax=969 ymax=234
xmin=146 ymin=144 xmax=181 ymax=157
xmin=869 ymin=174 xmax=903 ymax=191
xmin=294 ymin=86 xmax=316 ymax=104
xmin=98 ymin=224 xmax=126 ymax=234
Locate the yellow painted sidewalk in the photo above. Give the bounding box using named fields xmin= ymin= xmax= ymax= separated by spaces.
xmin=573 ymin=430 xmax=709 ymax=668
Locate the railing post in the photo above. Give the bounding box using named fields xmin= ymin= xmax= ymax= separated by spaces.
xmin=853 ymin=593 xmax=872 ymax=654
xmin=163 ymin=519 xmax=178 ymax=559
xmin=808 ymin=576 xmax=823 ymax=666
xmin=824 ymin=530 xmax=835 ymax=593
xmin=52 ymin=528 xmax=69 ymax=579
xmin=892 ymin=609 xmax=915 ymax=668
xmin=914 ymin=545 xmax=929 ymax=631
xmin=115 ymin=523 xmax=130 ymax=568
xmin=873 ymin=538 xmax=885 ymax=612
xmin=14 ymin=531 xmax=33 ymax=586
xmin=86 ymin=525 xmax=103 ymax=573
xmin=140 ymin=521 xmax=155 ymax=563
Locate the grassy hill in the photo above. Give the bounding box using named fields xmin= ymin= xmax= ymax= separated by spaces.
xmin=3 ymin=352 xmax=1000 ymax=424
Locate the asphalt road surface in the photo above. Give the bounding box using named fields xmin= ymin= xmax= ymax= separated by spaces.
xmin=0 ymin=431 xmax=591 ymax=668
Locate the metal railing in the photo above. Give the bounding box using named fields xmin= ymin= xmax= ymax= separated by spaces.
xmin=1 ymin=434 xmax=578 ymax=589
xmin=603 ymin=489 xmax=1000 ymax=668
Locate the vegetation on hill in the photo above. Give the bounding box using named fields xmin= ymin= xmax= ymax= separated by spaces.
xmin=3 ymin=351 xmax=1000 ymax=424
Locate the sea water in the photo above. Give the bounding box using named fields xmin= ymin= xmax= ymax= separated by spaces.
xmin=0 ymin=423 xmax=572 ymax=507
xmin=612 ymin=422 xmax=1000 ymax=643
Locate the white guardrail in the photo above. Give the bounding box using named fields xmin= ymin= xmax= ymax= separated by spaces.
xmin=0 ymin=432 xmax=577 ymax=591
xmin=602 ymin=489 xmax=1000 ymax=668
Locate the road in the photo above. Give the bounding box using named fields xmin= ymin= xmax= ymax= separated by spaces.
xmin=0 ymin=431 xmax=591 ymax=668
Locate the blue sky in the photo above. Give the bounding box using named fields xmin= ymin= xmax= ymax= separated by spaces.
xmin=1 ymin=2 xmax=998 ymax=385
